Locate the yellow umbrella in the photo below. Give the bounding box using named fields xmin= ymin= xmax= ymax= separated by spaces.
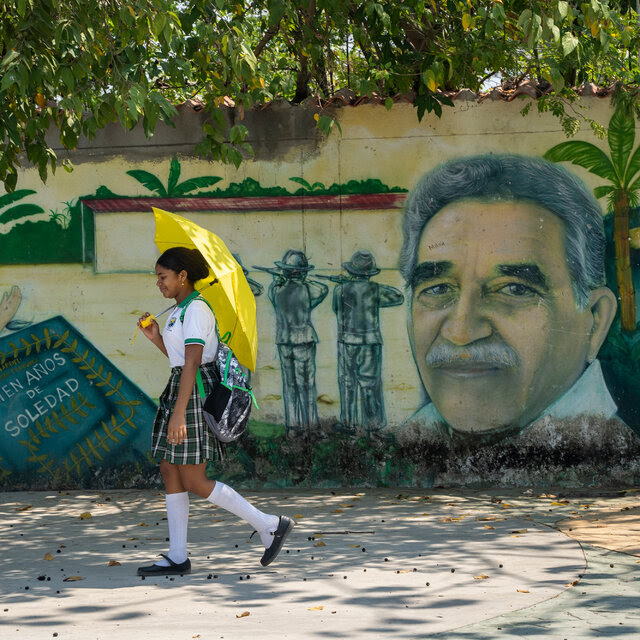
xmin=152 ymin=207 xmax=258 ymax=371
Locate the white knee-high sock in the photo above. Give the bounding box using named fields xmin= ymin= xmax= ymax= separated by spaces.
xmin=156 ymin=491 xmax=189 ymax=566
xmin=207 ymin=482 xmax=279 ymax=548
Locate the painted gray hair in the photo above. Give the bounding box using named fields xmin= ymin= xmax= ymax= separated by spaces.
xmin=399 ymin=154 xmax=606 ymax=308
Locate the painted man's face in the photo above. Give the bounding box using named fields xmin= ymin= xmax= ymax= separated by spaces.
xmin=408 ymin=199 xmax=615 ymax=434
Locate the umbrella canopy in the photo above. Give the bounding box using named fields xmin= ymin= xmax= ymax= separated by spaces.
xmin=152 ymin=207 xmax=258 ymax=371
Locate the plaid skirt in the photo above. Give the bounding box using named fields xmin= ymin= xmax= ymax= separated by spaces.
xmin=152 ymin=362 xmax=225 ymax=464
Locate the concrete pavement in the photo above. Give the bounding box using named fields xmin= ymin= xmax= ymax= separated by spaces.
xmin=0 ymin=488 xmax=638 ymax=639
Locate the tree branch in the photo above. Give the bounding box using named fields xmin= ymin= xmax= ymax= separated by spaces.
xmin=254 ymin=21 xmax=281 ymax=59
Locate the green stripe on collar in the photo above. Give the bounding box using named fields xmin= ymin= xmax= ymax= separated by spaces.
xmin=176 ymin=290 xmax=200 ymax=308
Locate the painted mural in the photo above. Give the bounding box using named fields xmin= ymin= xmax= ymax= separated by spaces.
xmin=0 ymin=317 xmax=157 ymax=488
xmin=255 ymin=250 xmax=328 ymax=435
xmin=1 ymin=101 xmax=640 ymax=489
xmin=326 ymin=251 xmax=404 ymax=435
xmin=403 ymin=154 xmax=620 ymax=436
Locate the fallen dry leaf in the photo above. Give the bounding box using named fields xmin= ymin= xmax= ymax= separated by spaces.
xmin=127 ymin=537 xmax=139 ymax=541
xmin=511 ymin=529 xmax=528 ymax=534
xmin=136 ymin=522 xmax=149 ymax=527
xmin=565 ymin=580 xmax=579 ymax=587
xmin=339 ymin=503 xmax=354 ymax=508
xmin=348 ymin=545 xmax=360 ymax=548
xmin=314 ymin=541 xmax=326 ymax=547
xmin=308 ymin=606 xmax=324 ymax=611
xmin=333 ymin=509 xmax=343 ymax=514
xmin=476 ymin=516 xmax=504 ymax=522
xmin=79 ymin=512 xmax=92 ymax=520
xmin=421 ymin=512 xmax=430 ymax=516
xmin=516 ymin=589 xmax=530 ymax=593
xmin=236 ymin=611 xmax=250 ymax=618
xmin=551 ymin=500 xmax=570 ymax=506
xmin=43 ymin=553 xmax=54 ymax=561
xmin=17 ymin=505 xmax=32 ymax=512
xmin=439 ymin=517 xmax=453 ymax=523
xmin=63 ymin=576 xmax=84 ymax=582
xmin=474 ymin=574 xmax=490 ymax=580
xmin=483 ymin=525 xmax=495 ymax=530
xmin=294 ymin=514 xmax=304 ymax=519
xmin=107 ymin=560 xmax=121 ymax=567
xmin=193 ymin=635 xmax=200 ymax=639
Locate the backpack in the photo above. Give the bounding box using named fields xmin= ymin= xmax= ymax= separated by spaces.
xmin=180 ymin=296 xmax=257 ymax=443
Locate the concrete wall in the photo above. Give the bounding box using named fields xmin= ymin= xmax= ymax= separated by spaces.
xmin=1 ymin=97 xmax=639 ymax=488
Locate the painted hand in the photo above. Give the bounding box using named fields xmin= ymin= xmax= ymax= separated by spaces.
xmin=0 ymin=286 xmax=21 ymax=333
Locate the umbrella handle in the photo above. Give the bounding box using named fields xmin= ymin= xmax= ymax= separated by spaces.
xmin=140 ymin=315 xmax=156 ymax=328
xmin=131 ymin=314 xmax=156 ymax=345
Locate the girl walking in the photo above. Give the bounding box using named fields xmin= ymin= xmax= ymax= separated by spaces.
xmin=136 ymin=246 xmax=294 ymax=576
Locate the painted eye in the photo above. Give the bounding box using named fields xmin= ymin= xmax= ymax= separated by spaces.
xmin=499 ymin=283 xmax=538 ymax=297
xmin=419 ymin=283 xmax=452 ymax=296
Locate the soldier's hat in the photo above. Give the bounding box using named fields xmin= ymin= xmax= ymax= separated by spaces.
xmin=342 ymin=250 xmax=380 ymax=276
xmin=275 ymin=249 xmax=314 ymax=271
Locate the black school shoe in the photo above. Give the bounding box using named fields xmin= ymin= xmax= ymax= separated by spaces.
xmin=260 ymin=516 xmax=296 ymax=567
xmin=137 ymin=554 xmax=191 ymax=576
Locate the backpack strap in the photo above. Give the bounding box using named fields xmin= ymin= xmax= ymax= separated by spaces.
xmin=179 ymin=293 xmax=216 ymax=399
xmin=195 ymin=369 xmax=207 ymax=400
xmin=179 ymin=293 xmax=213 ymax=323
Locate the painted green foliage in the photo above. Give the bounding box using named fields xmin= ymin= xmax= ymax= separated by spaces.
xmin=545 ymin=104 xmax=640 ymax=332
xmin=0 ymin=197 xmax=84 ymax=264
xmin=0 ymin=189 xmax=43 ymax=226
xmin=127 ymin=156 xmax=222 ymax=197
xmin=0 ymin=156 xmax=406 ymax=264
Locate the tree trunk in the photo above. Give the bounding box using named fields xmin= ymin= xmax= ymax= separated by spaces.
xmin=613 ymin=192 xmax=636 ymax=331
xmin=293 ymin=50 xmax=311 ymax=103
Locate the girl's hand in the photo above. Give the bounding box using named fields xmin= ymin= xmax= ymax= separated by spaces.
xmin=167 ymin=411 xmax=187 ymax=446
xmin=138 ymin=312 xmax=160 ymax=341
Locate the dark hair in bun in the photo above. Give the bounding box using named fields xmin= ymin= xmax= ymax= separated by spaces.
xmin=156 ymin=247 xmax=209 ymax=283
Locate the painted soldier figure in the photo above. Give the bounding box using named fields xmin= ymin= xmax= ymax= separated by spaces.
xmin=255 ymin=250 xmax=328 ymax=434
xmin=331 ymin=251 xmax=404 ymax=434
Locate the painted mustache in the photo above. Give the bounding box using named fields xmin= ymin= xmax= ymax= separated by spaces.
xmin=426 ymin=342 xmax=519 ymax=369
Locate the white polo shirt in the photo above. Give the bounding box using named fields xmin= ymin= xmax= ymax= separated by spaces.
xmin=162 ymin=297 xmax=219 ymax=368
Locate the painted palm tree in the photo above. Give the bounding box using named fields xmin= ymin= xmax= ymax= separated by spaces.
xmin=544 ymin=105 xmax=640 ymax=332
xmin=0 ymin=189 xmax=44 ymax=230
xmin=126 ymin=156 xmax=222 ymax=196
